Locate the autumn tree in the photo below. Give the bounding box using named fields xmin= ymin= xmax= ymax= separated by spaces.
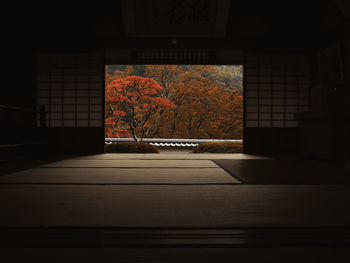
xmin=144 ymin=65 xmax=213 ymax=137
xmin=144 ymin=65 xmax=182 ymax=137
xmin=105 ymin=76 xmax=174 ymax=141
xmin=105 ymin=65 xmax=243 ymax=140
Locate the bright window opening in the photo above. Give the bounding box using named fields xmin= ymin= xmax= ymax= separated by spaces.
xmin=105 ymin=65 xmax=243 ymax=142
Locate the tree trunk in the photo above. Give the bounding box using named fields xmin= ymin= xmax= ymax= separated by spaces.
xmin=150 ymin=107 xmax=166 ymax=138
xmin=129 ymin=121 xmax=139 ymax=142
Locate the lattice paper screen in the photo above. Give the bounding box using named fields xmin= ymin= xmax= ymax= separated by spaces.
xmin=245 ymin=53 xmax=310 ymax=128
xmin=36 ymin=53 xmax=104 ymax=127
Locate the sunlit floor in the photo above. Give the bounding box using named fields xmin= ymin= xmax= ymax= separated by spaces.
xmin=1 ymin=152 xmax=350 ymax=261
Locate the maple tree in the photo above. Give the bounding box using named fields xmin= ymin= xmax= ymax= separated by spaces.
xmin=105 ymin=75 xmax=174 ymax=141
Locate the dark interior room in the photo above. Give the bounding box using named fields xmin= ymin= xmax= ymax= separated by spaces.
xmin=1 ymin=0 xmax=350 ymax=262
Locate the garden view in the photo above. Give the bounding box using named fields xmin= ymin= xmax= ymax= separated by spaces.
xmin=105 ymin=65 xmax=243 ymax=142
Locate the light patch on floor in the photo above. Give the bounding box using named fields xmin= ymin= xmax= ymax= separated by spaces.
xmin=41 ymin=159 xmax=219 ymax=168
xmin=71 ymin=153 xmax=271 ymax=160
xmin=0 ymin=168 xmax=240 ymax=184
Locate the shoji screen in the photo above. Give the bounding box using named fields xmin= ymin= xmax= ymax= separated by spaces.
xmin=36 ymin=53 xmax=104 ymax=127
xmin=245 ymin=53 xmax=310 ymax=128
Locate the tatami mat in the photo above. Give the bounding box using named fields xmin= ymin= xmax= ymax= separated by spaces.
xmin=214 ymin=159 xmax=350 ymax=184
xmin=0 ymin=185 xmax=349 ymax=228
xmin=0 ymin=168 xmax=240 ymax=184
xmin=41 ymin=159 xmax=219 ymax=168
xmin=71 ymin=153 xmax=270 ymax=160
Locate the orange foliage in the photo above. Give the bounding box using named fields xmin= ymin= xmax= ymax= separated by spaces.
xmin=105 ymin=65 xmax=243 ymax=140
xmin=105 ymin=75 xmax=174 ymax=141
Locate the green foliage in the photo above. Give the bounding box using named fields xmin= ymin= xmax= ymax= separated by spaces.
xmin=192 ymin=142 xmax=243 ymax=153
xmin=212 ymin=65 xmax=243 ymax=94
xmin=105 ymin=142 xmax=159 ymax=153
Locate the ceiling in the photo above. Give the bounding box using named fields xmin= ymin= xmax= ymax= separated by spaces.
xmin=4 ymin=0 xmax=349 ymax=51
xmin=121 ymin=0 xmax=230 ymax=38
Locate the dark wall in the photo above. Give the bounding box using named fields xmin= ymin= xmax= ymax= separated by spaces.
xmin=244 ymin=128 xmax=298 ymax=155
xmin=297 ymin=17 xmax=349 ymax=160
xmin=343 ymin=26 xmax=350 ymax=116
xmin=1 ymin=45 xmax=37 ymax=145
xmin=0 ymin=107 xmax=35 ymax=145
xmin=36 ymin=128 xmax=105 ymax=154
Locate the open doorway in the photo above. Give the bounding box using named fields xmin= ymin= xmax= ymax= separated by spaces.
xmin=105 ymin=65 xmax=243 ymax=151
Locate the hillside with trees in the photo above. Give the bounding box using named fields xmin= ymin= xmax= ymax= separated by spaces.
xmin=105 ymin=65 xmax=243 ymax=141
